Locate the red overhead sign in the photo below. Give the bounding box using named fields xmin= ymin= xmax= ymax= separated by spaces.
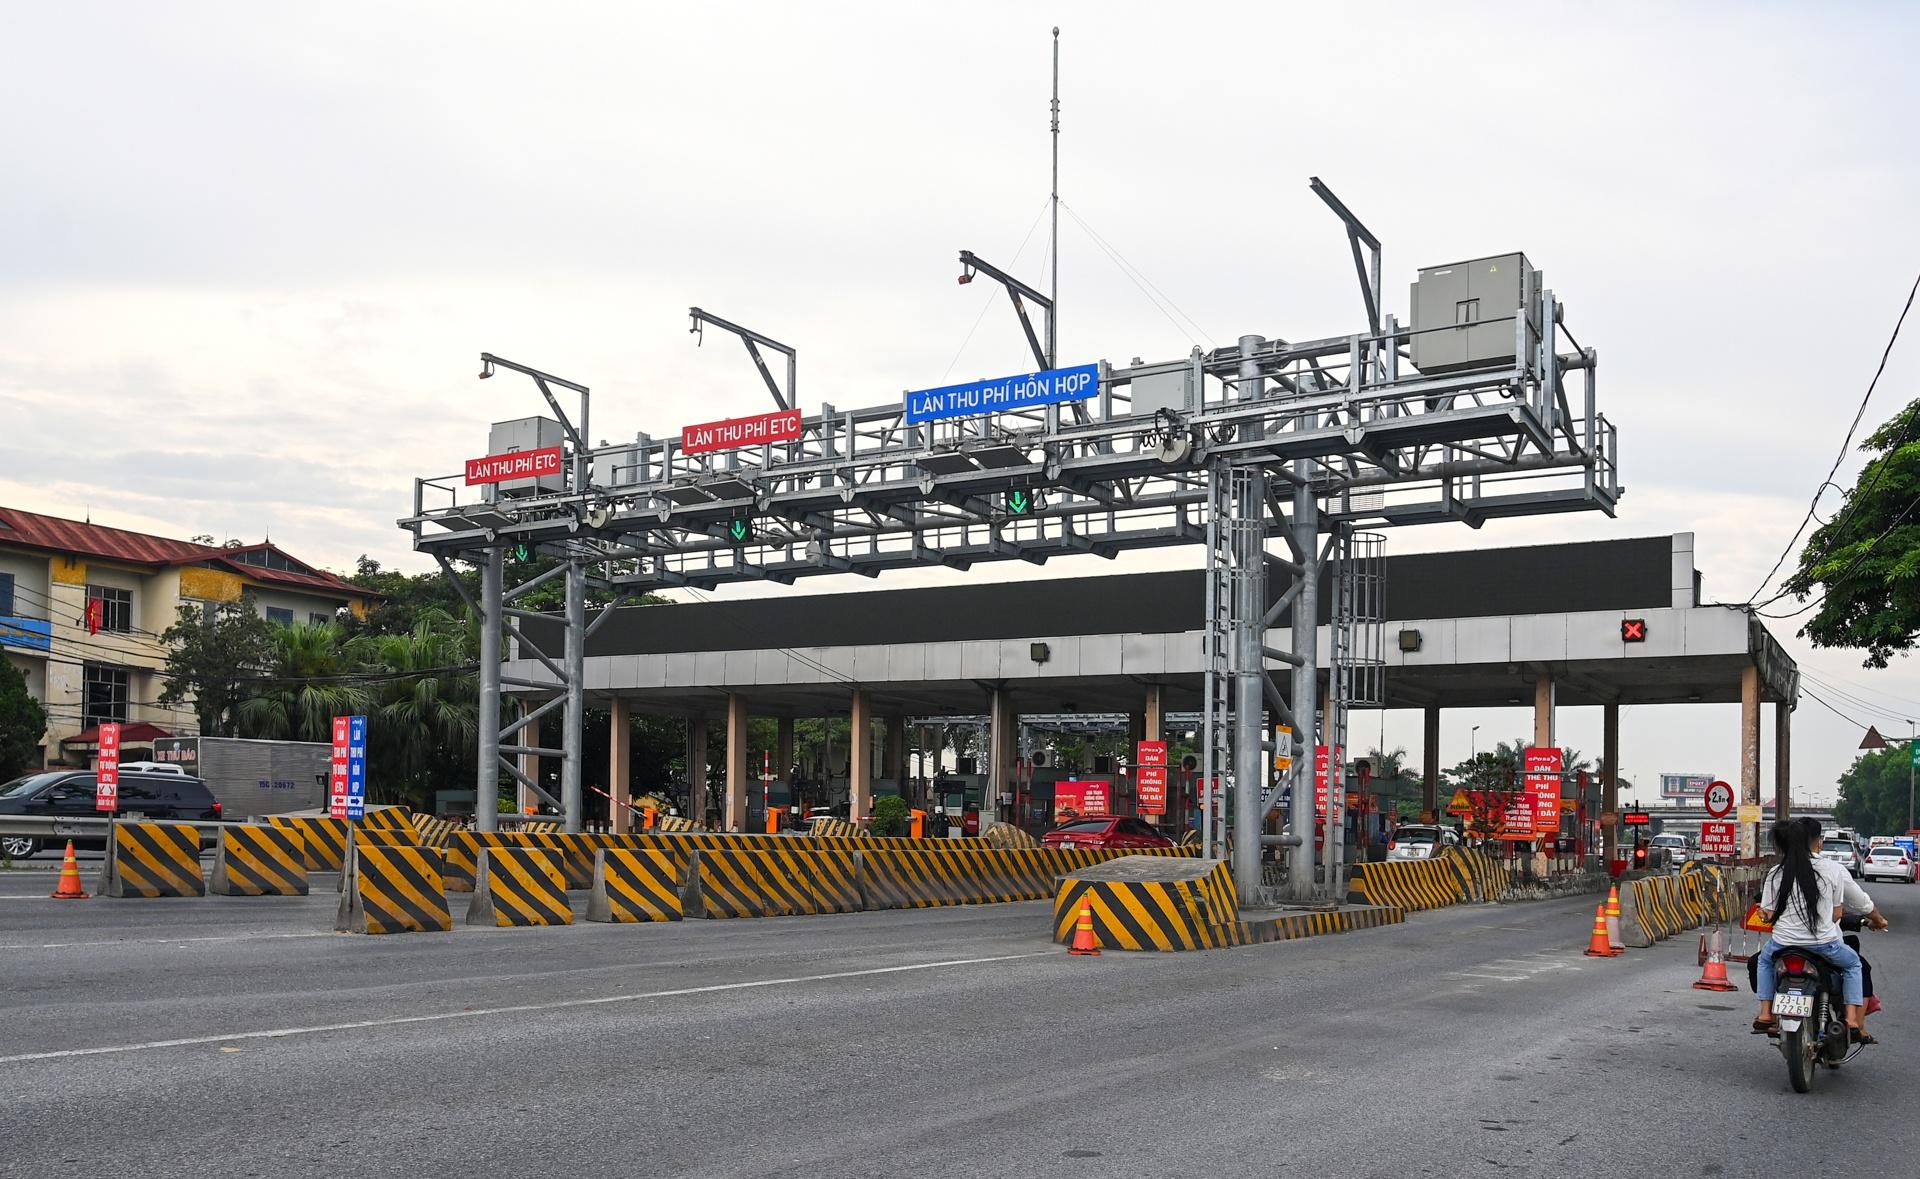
xmin=465 ymin=446 xmax=563 ymax=486
xmin=95 ymin=722 xmax=122 ymax=812
xmin=1137 ymin=766 xmax=1168 ymax=815
xmin=681 ymin=408 xmax=804 ymax=456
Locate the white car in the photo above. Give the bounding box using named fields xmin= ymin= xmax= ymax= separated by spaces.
xmin=1387 ymin=824 xmax=1461 ymax=861
xmin=1863 ymin=843 xmax=1917 ymax=884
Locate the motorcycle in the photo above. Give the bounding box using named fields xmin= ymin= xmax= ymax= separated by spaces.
xmin=1768 ymin=945 xmax=1857 ymax=1092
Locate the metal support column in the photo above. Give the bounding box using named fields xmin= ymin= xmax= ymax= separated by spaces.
xmin=1231 ymin=335 xmax=1268 ymax=903
xmin=1290 ymin=436 xmax=1321 ymax=901
xmin=476 ymin=546 xmax=503 ymax=832
xmin=1602 ymin=702 xmax=1620 ymax=867
xmin=776 ymin=717 xmax=795 ymax=808
xmin=561 ymin=557 xmax=586 ymax=832
xmin=1421 ymin=706 xmax=1440 ymax=821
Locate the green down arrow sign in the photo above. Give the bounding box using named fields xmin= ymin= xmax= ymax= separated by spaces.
xmin=1007 ymin=489 xmax=1033 ymax=515
xmin=727 ymin=518 xmax=752 ymax=543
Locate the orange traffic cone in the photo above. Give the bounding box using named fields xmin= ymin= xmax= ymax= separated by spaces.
xmin=1693 ymin=927 xmax=1738 ymax=991
xmin=49 ymin=841 xmax=90 ymax=900
xmin=1068 ymin=896 xmax=1101 ymax=957
xmin=1605 ymin=885 xmax=1625 ymax=952
xmin=1583 ymin=902 xmax=1617 ymax=957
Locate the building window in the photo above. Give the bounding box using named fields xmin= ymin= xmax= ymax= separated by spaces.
xmin=83 ymin=664 xmax=129 ymax=727
xmin=0 ymin=571 xmax=13 ymax=616
xmin=309 ymin=611 xmax=333 ymax=627
xmin=86 ymin=585 xmax=133 ymax=633
xmin=265 ymin=606 xmax=294 ymax=627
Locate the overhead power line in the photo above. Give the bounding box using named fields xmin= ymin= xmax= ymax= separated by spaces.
xmin=1746 ymin=270 xmax=1920 ymax=605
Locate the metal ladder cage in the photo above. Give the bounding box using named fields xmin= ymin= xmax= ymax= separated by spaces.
xmin=1331 ymin=528 xmax=1386 ymax=712
xmin=1200 ymin=461 xmax=1257 ymax=861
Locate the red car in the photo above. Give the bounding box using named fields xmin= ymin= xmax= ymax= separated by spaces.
xmin=1041 ymin=816 xmax=1175 ymax=850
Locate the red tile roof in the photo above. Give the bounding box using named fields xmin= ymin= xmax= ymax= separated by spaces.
xmin=0 ymin=507 xmax=376 ymax=598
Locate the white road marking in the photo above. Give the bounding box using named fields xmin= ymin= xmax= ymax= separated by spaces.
xmin=0 ymin=951 xmax=1055 ymax=1065
xmin=0 ymin=931 xmax=334 ymax=951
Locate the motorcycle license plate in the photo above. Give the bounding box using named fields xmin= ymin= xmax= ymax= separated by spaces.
xmin=1775 ymin=993 xmax=1814 ymax=1018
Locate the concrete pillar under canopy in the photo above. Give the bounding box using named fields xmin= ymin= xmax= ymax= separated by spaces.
xmin=849 ymin=689 xmax=873 ymax=824
xmin=1602 ymin=702 xmax=1620 ymax=867
xmin=1422 ymin=706 xmax=1441 ymax=820
xmin=1774 ymin=700 xmax=1792 ymax=822
xmin=609 ymin=697 xmax=632 ymax=834
xmin=726 ymin=694 xmax=750 ymax=833
xmin=687 ymin=716 xmax=710 ymax=826
xmin=1740 ymin=665 xmax=1762 ymax=858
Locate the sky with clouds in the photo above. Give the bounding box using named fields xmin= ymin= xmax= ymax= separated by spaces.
xmin=3 ymin=1 xmax=1917 ymax=802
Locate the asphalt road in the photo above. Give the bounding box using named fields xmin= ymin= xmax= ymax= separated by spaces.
xmin=3 ymin=871 xmax=1918 ymax=1178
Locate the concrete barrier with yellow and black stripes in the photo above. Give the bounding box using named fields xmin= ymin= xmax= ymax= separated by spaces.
xmin=859 ymin=846 xmax=1197 ymax=911
xmin=1347 ymin=857 xmax=1467 ymax=911
xmin=466 ymin=847 xmax=574 ymax=927
xmin=267 ymin=815 xmax=350 ymax=872
xmin=410 ymin=813 xmax=461 ymax=848
xmin=586 ymin=849 xmax=685 ymax=922
xmin=357 ymin=807 xmax=419 ymax=839
xmin=1618 ymin=871 xmax=1709 ymax=947
xmin=336 ymin=844 xmax=452 ymax=935
xmin=99 ymin=821 xmax=205 ymax=897
xmin=1050 ymin=857 xmax=1405 ymax=951
xmin=209 ymin=824 xmax=307 ymax=896
xmin=684 ymin=847 xmax=861 ymax=918
xmin=653 ymin=814 xmax=703 ymax=833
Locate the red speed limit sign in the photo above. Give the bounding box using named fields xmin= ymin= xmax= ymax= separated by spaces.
xmin=1703 ymin=779 xmax=1735 ymax=819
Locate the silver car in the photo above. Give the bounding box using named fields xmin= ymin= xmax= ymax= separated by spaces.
xmin=1820 ymin=839 xmax=1864 ymax=879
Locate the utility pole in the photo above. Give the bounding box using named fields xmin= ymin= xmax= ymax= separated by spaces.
xmin=1909 ymin=720 xmax=1915 ymax=834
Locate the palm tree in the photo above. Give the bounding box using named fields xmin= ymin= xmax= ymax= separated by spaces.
xmin=356 ymin=612 xmax=477 ymax=806
xmin=237 ymin=622 xmax=370 ymax=742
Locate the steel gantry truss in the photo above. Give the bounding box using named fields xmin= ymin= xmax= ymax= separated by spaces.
xmin=404 ymin=190 xmax=1619 ymax=903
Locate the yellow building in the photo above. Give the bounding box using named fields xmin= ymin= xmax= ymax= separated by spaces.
xmin=0 ymin=507 xmax=375 ymax=767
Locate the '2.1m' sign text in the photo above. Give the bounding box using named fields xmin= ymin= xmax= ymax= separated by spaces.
xmin=904 ymin=363 xmax=1099 ymax=425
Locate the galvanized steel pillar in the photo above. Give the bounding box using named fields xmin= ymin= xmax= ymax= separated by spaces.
xmin=475 ymin=546 xmax=503 ymax=833
xmin=561 ymin=557 xmax=586 ymax=832
xmin=1232 ymin=335 xmax=1268 ymax=902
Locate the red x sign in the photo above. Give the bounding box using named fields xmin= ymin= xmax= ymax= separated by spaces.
xmin=1621 ymin=618 xmax=1647 ymax=642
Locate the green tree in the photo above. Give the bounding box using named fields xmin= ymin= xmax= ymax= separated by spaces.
xmin=157 ymin=595 xmax=275 ymax=737
xmin=1835 ymin=746 xmax=1918 ymax=836
xmin=360 ymin=614 xmax=477 ymax=808
xmin=0 ymin=658 xmax=48 ymax=778
xmin=236 ymin=622 xmax=370 ymax=742
xmin=1785 ymin=400 xmax=1920 ymax=667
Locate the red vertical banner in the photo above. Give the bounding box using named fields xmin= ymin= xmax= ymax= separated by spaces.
xmin=1313 ymin=745 xmax=1345 ymax=820
xmin=329 ymin=715 xmax=352 ymax=818
xmin=95 ymin=722 xmax=122 ymax=812
xmin=1523 ymin=746 xmax=1563 ymax=837
xmin=1137 ymin=766 xmax=1168 ymax=816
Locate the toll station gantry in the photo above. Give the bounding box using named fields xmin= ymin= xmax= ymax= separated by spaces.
xmin=403 ymin=180 xmax=1622 ymax=902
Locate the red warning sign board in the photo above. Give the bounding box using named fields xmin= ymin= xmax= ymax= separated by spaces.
xmin=1136 ymin=766 xmax=1168 ymax=815
xmin=1523 ymin=746 xmax=1563 ymax=836
xmin=1135 ymin=740 xmax=1168 ymax=768
xmin=95 ymin=721 xmax=122 ymax=812
xmin=1700 ymin=820 xmax=1737 ymax=856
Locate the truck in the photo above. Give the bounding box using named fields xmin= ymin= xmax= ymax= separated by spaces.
xmin=148 ymin=736 xmax=331 ymax=819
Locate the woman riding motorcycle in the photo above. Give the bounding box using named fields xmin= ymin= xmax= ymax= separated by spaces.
xmin=1752 ymin=817 xmax=1889 ymax=1042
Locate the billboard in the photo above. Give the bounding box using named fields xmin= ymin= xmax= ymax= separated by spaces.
xmin=1054 ymin=779 xmax=1111 ymax=822
xmin=1659 ymin=773 xmax=1715 ymax=800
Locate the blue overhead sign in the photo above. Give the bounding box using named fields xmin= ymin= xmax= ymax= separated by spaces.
xmin=904 ymin=362 xmax=1099 ymax=425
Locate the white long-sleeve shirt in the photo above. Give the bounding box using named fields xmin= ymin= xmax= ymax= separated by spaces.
xmin=1761 ymin=858 xmax=1874 ymax=945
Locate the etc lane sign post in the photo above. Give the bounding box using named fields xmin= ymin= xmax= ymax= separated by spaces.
xmin=903 ymin=362 xmax=1100 ymax=425
xmin=1136 ymin=741 xmax=1168 ymax=817
xmin=95 ymin=721 xmax=122 ymax=813
xmin=330 ymin=716 xmax=370 ymax=820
